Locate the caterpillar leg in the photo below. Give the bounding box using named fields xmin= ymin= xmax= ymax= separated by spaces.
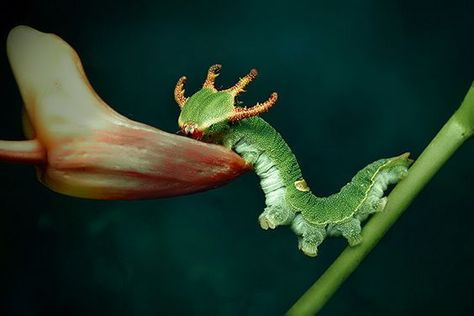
xmin=291 ymin=214 xmax=326 ymax=257
xmin=259 ymin=204 xmax=295 ymax=229
xmin=328 ymin=217 xmax=362 ymax=247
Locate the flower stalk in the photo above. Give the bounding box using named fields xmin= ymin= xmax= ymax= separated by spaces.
xmin=287 ymin=82 xmax=474 ymax=316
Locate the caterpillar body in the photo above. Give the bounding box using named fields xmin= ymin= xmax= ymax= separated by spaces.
xmin=175 ymin=65 xmax=412 ymax=256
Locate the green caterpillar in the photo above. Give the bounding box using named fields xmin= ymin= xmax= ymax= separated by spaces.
xmin=175 ymin=65 xmax=413 ymax=257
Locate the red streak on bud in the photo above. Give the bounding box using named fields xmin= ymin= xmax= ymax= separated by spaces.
xmin=37 ymin=123 xmax=250 ymax=200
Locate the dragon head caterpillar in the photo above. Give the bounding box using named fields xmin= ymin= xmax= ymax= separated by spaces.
xmin=175 ymin=65 xmax=413 ymax=257
xmin=176 ymin=65 xmax=277 ymax=141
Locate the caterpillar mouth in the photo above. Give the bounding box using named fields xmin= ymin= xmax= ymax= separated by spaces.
xmin=182 ymin=124 xmax=204 ymax=140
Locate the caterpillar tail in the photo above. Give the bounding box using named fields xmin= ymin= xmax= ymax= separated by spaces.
xmin=260 ymin=153 xmax=413 ymax=257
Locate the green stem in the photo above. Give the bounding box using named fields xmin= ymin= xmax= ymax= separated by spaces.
xmin=287 ymin=83 xmax=474 ymax=316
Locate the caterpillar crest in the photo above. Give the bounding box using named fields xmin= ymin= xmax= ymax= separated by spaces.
xmin=175 ymin=65 xmax=413 ymax=257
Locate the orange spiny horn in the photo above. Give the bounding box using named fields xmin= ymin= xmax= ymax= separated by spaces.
xmin=225 ymin=68 xmax=258 ymax=96
xmin=174 ymin=76 xmax=187 ymax=107
xmin=228 ymin=92 xmax=278 ymax=122
xmin=203 ymin=64 xmax=222 ymax=90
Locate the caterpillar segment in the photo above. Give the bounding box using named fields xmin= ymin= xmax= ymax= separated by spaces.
xmin=175 ymin=65 xmax=413 ymax=257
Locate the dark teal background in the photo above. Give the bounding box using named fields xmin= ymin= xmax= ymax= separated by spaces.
xmin=1 ymin=1 xmax=473 ymax=315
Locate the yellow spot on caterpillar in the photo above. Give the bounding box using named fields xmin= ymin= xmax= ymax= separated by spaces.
xmin=294 ymin=179 xmax=310 ymax=192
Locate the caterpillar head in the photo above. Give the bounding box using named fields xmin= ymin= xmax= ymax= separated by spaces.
xmin=175 ymin=64 xmax=278 ymax=140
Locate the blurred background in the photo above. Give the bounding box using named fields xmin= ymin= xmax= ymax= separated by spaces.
xmin=1 ymin=0 xmax=473 ymax=315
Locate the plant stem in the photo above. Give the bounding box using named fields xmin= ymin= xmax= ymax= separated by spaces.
xmin=287 ymin=83 xmax=474 ymax=316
